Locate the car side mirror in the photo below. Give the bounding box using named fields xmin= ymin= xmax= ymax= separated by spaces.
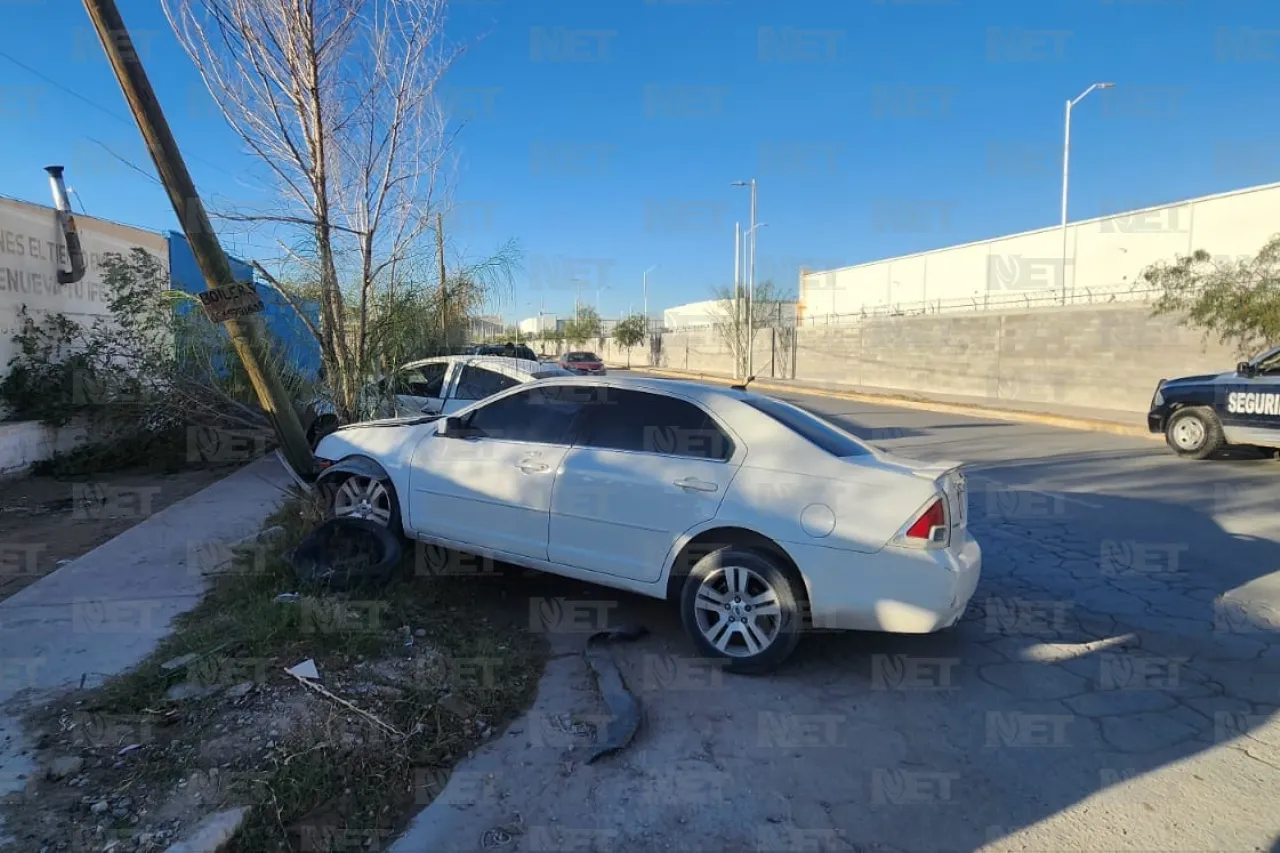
xmin=1237 ymin=361 xmax=1255 ymax=377
xmin=436 ymin=416 xmax=467 ymax=438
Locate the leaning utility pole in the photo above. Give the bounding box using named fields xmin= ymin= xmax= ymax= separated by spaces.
xmin=81 ymin=0 xmax=315 ymax=477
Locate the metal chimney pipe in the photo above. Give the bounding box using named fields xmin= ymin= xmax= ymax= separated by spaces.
xmin=45 ymin=165 xmax=87 ymax=285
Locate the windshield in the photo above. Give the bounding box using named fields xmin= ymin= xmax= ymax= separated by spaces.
xmin=742 ymin=395 xmax=870 ymax=458
xmin=1252 ymin=345 xmax=1280 ymax=371
xmin=566 ymin=352 xmax=598 ymax=362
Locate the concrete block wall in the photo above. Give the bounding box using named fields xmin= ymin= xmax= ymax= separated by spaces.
xmin=645 ymin=303 xmax=1241 ymax=414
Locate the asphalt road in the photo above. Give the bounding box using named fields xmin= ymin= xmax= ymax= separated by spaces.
xmin=393 ymin=387 xmax=1280 ymax=853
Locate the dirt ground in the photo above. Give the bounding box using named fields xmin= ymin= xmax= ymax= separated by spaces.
xmin=0 ymin=466 xmax=237 ymax=602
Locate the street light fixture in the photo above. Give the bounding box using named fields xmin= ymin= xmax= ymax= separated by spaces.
xmin=732 ymin=180 xmax=758 ymax=376
xmin=1061 ymin=82 xmax=1115 ymax=304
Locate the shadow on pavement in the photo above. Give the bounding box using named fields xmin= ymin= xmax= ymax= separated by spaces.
xmin=454 ymin=478 xmax=1280 ymax=851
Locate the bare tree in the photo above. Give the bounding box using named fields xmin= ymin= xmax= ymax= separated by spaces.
xmin=709 ymin=280 xmax=793 ymax=379
xmin=163 ymin=0 xmax=476 ymax=421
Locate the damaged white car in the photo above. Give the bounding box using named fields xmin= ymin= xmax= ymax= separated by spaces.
xmin=314 ymin=375 xmax=981 ymax=672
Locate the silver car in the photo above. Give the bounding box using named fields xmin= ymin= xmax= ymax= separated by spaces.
xmin=299 ymin=356 xmax=572 ymax=445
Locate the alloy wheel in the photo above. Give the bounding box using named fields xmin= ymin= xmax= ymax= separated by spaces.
xmin=332 ymin=476 xmax=394 ymax=527
xmin=692 ymin=565 xmax=783 ymax=657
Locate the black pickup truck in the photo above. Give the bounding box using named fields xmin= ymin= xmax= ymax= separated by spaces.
xmin=1147 ymin=345 xmax=1280 ymax=458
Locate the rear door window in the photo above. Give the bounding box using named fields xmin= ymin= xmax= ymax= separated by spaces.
xmin=578 ymin=389 xmax=733 ymax=460
xmin=454 ymin=365 xmax=521 ymax=401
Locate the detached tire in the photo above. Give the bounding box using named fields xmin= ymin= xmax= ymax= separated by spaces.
xmin=679 ymin=547 xmax=804 ymax=675
xmin=1165 ymin=406 xmax=1225 ymax=460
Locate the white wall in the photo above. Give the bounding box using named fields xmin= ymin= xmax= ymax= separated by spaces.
xmin=800 ymin=182 xmax=1280 ymax=320
xmin=0 ymin=196 xmax=168 ymax=370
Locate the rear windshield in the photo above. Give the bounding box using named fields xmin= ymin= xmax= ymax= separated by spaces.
xmin=566 ymin=352 xmax=598 ymax=362
xmin=742 ymin=395 xmax=870 ymax=458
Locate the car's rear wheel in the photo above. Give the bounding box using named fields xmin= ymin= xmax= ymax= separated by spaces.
xmin=679 ymin=547 xmax=804 ymax=674
xmin=1165 ymin=406 xmax=1225 ymax=459
xmin=331 ymin=474 xmax=400 ymax=531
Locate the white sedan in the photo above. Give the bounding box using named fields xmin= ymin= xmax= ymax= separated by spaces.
xmin=314 ymin=376 xmax=981 ymax=672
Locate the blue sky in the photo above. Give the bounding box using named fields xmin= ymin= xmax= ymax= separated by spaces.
xmin=1 ymin=0 xmax=1278 ymax=322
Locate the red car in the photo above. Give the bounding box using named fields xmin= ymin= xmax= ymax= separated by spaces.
xmin=558 ymin=351 xmax=607 ymax=375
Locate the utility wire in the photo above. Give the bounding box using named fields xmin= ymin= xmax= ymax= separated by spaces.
xmin=0 ymin=47 xmax=243 ymax=184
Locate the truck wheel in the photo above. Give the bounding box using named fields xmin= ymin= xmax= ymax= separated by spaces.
xmin=1165 ymin=406 xmax=1225 ymax=459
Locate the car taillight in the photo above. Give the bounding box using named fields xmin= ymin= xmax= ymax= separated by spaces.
xmin=900 ymin=496 xmax=949 ymax=549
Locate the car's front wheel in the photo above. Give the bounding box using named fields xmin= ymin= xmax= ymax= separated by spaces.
xmin=330 ymin=473 xmax=401 ymax=532
xmin=679 ymin=547 xmax=805 ymax=674
xmin=1164 ymin=406 xmax=1225 ymax=459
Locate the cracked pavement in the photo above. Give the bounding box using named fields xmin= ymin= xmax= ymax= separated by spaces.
xmin=391 ymin=392 xmax=1280 ymax=853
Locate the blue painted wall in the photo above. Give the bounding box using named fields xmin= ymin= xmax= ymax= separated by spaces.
xmin=167 ymin=232 xmax=322 ymax=380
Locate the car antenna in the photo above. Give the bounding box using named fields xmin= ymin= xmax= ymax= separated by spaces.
xmin=730 ymin=355 xmax=774 ymax=391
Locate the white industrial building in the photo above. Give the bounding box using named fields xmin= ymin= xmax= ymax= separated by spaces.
xmin=663 ymin=299 xmax=723 ymax=329
xmin=799 ymin=181 xmax=1280 ymax=324
xmin=517 ymin=313 xmax=558 ymax=337
xmin=663 ymin=298 xmax=799 ymax=330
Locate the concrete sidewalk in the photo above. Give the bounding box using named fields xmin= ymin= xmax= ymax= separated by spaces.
xmin=0 ymin=457 xmax=291 ymax=800
xmin=630 ymin=366 xmax=1158 ymax=440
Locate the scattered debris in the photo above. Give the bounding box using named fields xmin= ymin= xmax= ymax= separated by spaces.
xmin=225 ymin=681 xmax=255 ymax=700
xmin=118 ymin=743 xmax=142 ymax=756
xmin=274 ymin=592 xmax=301 ymax=603
xmin=164 ymin=805 xmax=251 ymax=853
xmin=285 ymin=659 xmax=320 ymax=681
xmin=284 ymin=663 xmax=404 ymax=738
xmin=580 ymin=625 xmax=649 ymax=763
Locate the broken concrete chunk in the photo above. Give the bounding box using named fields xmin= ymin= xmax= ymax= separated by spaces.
xmin=162 ymin=805 xmax=251 ymax=853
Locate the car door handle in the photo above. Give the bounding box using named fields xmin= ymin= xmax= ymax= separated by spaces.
xmin=516 ymin=461 xmax=551 ymax=474
xmin=673 ymin=477 xmax=718 ymax=493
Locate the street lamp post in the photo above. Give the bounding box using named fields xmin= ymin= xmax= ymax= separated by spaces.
xmin=642 ymin=265 xmax=657 ymax=330
xmin=732 ymin=179 xmax=758 ymax=376
xmin=1061 ymin=82 xmax=1115 ymax=305
xmin=733 ymin=222 xmax=741 ymax=379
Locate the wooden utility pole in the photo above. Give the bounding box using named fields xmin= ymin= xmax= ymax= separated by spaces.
xmin=437 ymin=212 xmax=447 ymax=351
xmin=81 ymin=0 xmax=315 ymax=477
